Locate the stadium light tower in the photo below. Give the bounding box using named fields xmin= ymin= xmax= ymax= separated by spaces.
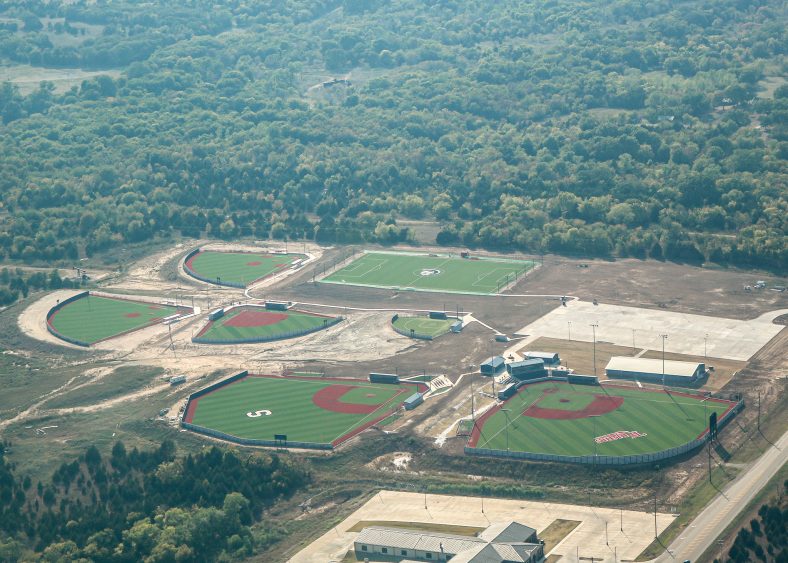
xmin=704 ymin=333 xmax=708 ymax=361
xmin=660 ymin=334 xmax=668 ymax=387
xmin=590 ymin=323 xmax=599 ymax=377
xmin=567 ymin=321 xmax=572 ymax=341
xmin=501 ymin=408 xmax=511 ymax=452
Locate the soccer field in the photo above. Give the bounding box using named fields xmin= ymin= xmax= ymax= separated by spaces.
xmin=392 ymin=315 xmax=454 ymax=338
xmin=322 ymin=251 xmax=535 ymax=294
xmin=48 ymin=294 xmax=187 ymax=345
xmin=470 ymin=382 xmax=734 ymax=457
xmin=184 ymin=374 xmax=423 ymax=446
xmin=185 ymin=250 xmax=306 ymax=287
xmin=193 ymin=307 xmax=340 ymax=343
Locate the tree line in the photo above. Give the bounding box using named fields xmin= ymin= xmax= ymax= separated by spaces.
xmin=0 ymin=0 xmax=785 ymax=271
xmin=0 ymin=440 xmax=310 ymax=561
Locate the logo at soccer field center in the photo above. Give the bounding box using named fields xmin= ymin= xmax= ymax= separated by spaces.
xmin=246 ymin=409 xmax=272 ymax=418
xmin=594 ymin=430 xmax=647 ymax=444
xmin=420 ymin=268 xmax=442 ymax=276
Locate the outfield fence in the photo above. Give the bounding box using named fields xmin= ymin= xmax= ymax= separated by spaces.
xmin=390 ymin=313 xmax=455 ymax=340
xmin=466 ymin=399 xmax=744 ymax=466
xmin=192 ymin=315 xmax=343 ymax=345
xmin=46 ymin=291 xmax=91 ymax=347
xmin=180 ymin=421 xmax=333 ymax=451
xmin=182 ymin=247 xmax=246 ymax=289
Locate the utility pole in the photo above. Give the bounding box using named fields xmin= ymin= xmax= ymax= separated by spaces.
xmin=501 ymin=409 xmax=511 ymax=452
xmin=568 ymin=321 xmax=572 ymax=341
xmin=620 ymin=508 xmax=623 ymax=532
xmin=590 ymin=323 xmax=599 ymax=377
xmin=653 ymin=492 xmax=658 ymax=539
xmin=708 ymin=440 xmax=712 ymax=482
xmin=605 ymin=521 xmax=608 ymax=545
xmin=757 ymin=390 xmax=761 ymax=431
xmin=632 ymin=329 xmax=636 ymax=354
xmin=704 ymin=333 xmax=708 ymax=361
xmin=660 ymin=334 xmax=668 ymax=387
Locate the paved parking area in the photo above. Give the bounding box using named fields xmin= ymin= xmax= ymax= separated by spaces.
xmin=289 ymin=490 xmax=676 ymax=562
xmin=513 ymin=301 xmax=786 ymax=361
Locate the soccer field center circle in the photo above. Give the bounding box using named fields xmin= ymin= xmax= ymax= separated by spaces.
xmin=46 ymin=291 xmax=191 ymax=346
xmin=468 ymin=381 xmax=738 ymax=460
xmin=192 ymin=305 xmax=342 ymax=344
xmin=183 ymin=248 xmax=307 ymax=288
xmin=182 ymin=373 xmax=428 ymax=448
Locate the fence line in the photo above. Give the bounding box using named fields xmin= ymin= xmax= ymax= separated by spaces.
xmin=192 ymin=316 xmax=343 ymax=345
xmin=183 ymin=247 xmax=246 ymax=289
xmin=46 ymin=291 xmax=91 ymax=347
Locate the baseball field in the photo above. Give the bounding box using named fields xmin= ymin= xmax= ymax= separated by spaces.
xmin=184 ymin=374 xmax=425 ymax=446
xmin=322 ymin=251 xmax=535 ymax=294
xmin=469 ymin=381 xmax=734 ymax=457
xmin=392 ymin=315 xmax=454 ymax=338
xmin=184 ymin=250 xmax=306 ymax=287
xmin=47 ymin=293 xmax=188 ymax=345
xmin=193 ymin=306 xmax=340 ymax=343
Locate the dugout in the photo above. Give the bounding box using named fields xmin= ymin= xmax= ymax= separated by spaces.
xmin=480 ymin=356 xmax=506 ymax=375
xmin=567 ymin=374 xmax=598 ymax=385
xmin=429 ymin=311 xmax=448 ymax=320
xmin=208 ymin=308 xmax=225 ymax=321
xmin=605 ymin=357 xmax=706 ymax=387
xmin=450 ymin=320 xmax=463 ymax=333
xmin=498 ymin=382 xmax=518 ymax=400
xmin=369 ymin=373 xmax=400 ymax=384
xmin=265 ymin=301 xmax=289 ymax=311
xmin=523 ymin=351 xmax=560 ymax=366
xmin=507 ymin=359 xmax=546 ymax=380
xmin=403 ymin=393 xmax=424 ymax=410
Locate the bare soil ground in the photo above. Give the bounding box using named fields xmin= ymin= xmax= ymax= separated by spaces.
xmin=514 ymin=257 xmax=787 ymax=320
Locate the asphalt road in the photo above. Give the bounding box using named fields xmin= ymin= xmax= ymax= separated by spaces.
xmin=655 ymin=429 xmax=788 ymax=562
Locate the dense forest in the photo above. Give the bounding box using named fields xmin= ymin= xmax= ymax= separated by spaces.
xmin=0 ymin=0 xmax=786 ymax=271
xmin=0 ymin=440 xmax=309 ymax=561
xmin=715 ymin=480 xmax=787 ymax=562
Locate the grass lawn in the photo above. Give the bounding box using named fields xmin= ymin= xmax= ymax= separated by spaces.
xmin=48 ymin=294 xmax=186 ymax=345
xmin=194 ymin=307 xmax=338 ymax=343
xmin=322 ymin=251 xmax=534 ymax=294
xmin=185 ymin=250 xmax=305 ymax=287
xmin=186 ymin=375 xmax=418 ymax=445
xmin=392 ymin=315 xmax=454 ymax=338
xmin=471 ymin=382 xmax=733 ymax=456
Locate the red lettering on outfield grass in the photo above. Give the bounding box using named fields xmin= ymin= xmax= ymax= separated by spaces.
xmin=524 ymin=395 xmax=624 ymax=420
xmin=312 ymin=385 xmax=383 ymax=414
xmin=595 ymin=430 xmax=647 ymax=444
xmin=246 ymin=261 xmax=262 ymax=266
xmin=224 ymin=310 xmax=288 ymax=327
xmin=125 ymin=312 xmax=141 ymax=318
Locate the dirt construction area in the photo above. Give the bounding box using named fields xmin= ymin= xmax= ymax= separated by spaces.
xmin=290 ymin=490 xmax=676 ymax=563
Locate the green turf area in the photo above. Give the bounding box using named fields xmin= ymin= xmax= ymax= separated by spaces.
xmin=392 ymin=315 xmax=454 ymax=338
xmin=187 ymin=376 xmax=414 ymax=444
xmin=48 ymin=295 xmax=184 ymax=345
xmin=473 ymin=382 xmax=732 ymax=456
xmin=194 ymin=307 xmax=338 ymax=342
xmin=322 ymin=251 xmax=535 ymax=294
xmin=185 ymin=250 xmax=306 ymax=287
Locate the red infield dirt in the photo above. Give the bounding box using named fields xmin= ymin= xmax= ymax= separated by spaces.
xmin=312 ymin=385 xmax=381 ymax=414
xmin=125 ymin=312 xmax=141 ymax=318
xmin=224 ymin=310 xmax=288 ymax=327
xmin=523 ymin=395 xmax=624 ymax=420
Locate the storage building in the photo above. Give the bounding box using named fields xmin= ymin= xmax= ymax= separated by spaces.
xmin=605 ymin=357 xmax=706 ymax=387
xmin=480 ymin=356 xmax=506 ymax=376
xmin=506 ymin=359 xmax=545 ymax=380
xmin=523 ymin=351 xmax=560 ymax=366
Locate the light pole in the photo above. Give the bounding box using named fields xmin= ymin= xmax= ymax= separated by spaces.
xmin=660 ymin=334 xmax=668 ymax=387
xmin=704 ymin=333 xmax=708 ymax=361
xmin=632 ymin=329 xmax=636 ymax=354
xmin=591 ymin=415 xmax=599 ymax=459
xmin=501 ymin=408 xmax=511 ymax=452
xmin=568 ymin=321 xmax=572 ymax=341
xmin=590 ymin=323 xmax=599 ymax=377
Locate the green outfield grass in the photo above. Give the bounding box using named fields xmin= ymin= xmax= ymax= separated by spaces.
xmin=193 ymin=307 xmax=338 ymax=343
xmin=186 ymin=375 xmax=418 ymax=445
xmin=392 ymin=315 xmax=454 ymax=338
xmin=48 ymin=294 xmax=185 ymax=344
xmin=185 ymin=250 xmax=306 ymax=287
xmin=322 ymin=251 xmax=535 ymax=294
xmin=471 ymin=382 xmax=733 ymax=456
